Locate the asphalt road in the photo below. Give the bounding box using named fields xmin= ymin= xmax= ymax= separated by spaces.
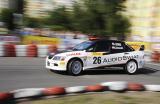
xmin=0 ymin=57 xmax=160 ymax=92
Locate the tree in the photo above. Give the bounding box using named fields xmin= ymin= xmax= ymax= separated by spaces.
xmin=16 ymin=0 xmax=24 ymax=14
xmin=0 ymin=9 xmax=15 ymax=30
xmin=105 ymin=14 xmax=130 ymax=37
xmin=47 ymin=6 xmax=72 ymax=31
xmin=70 ymin=2 xmax=91 ymax=33
xmin=71 ymin=0 xmax=130 ymax=37
xmin=47 ymin=0 xmax=131 ymax=39
xmin=23 ymin=17 xmax=42 ymax=28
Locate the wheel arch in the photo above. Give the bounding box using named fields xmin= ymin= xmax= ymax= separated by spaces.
xmin=126 ymin=59 xmax=138 ymax=67
xmin=67 ymin=57 xmax=84 ymax=70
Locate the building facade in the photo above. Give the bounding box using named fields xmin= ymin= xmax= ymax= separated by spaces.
xmin=24 ymin=0 xmax=54 ymax=18
xmin=125 ymin=0 xmax=160 ymax=43
xmin=24 ymin=0 xmax=76 ymax=18
xmin=0 ymin=0 xmax=9 ymax=12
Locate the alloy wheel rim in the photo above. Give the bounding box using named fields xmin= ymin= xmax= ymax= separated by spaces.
xmin=127 ymin=61 xmax=137 ymax=73
xmin=72 ymin=61 xmax=82 ymax=75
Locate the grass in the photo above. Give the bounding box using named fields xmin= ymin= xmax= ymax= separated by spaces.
xmin=19 ymin=92 xmax=160 ymax=104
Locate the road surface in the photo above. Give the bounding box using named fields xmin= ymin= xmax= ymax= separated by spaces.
xmin=0 ymin=57 xmax=160 ymax=92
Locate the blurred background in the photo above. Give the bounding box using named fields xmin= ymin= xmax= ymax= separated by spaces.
xmin=0 ymin=0 xmax=159 ymax=62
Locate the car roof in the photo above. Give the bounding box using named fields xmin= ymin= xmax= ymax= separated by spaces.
xmin=90 ymin=39 xmax=124 ymax=43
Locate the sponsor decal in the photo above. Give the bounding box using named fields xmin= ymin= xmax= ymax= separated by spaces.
xmin=112 ymin=42 xmax=122 ymax=46
xmin=139 ymin=60 xmax=144 ymax=66
xmin=112 ymin=42 xmax=123 ymax=49
xmin=67 ymin=53 xmax=81 ymax=56
xmin=103 ymin=55 xmax=138 ymax=63
xmin=92 ymin=52 xmax=103 ymax=56
xmin=93 ymin=55 xmax=139 ymax=64
xmin=82 ymin=56 xmax=87 ymax=62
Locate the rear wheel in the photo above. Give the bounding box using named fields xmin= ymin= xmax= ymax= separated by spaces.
xmin=68 ymin=60 xmax=83 ymax=76
xmin=125 ymin=60 xmax=138 ymax=74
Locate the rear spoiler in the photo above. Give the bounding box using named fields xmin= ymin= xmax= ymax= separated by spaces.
xmin=139 ymin=45 xmax=145 ymax=51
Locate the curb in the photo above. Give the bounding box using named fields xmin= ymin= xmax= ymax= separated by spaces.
xmin=1 ymin=81 xmax=160 ymax=103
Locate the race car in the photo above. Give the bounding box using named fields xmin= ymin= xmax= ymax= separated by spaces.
xmin=46 ymin=39 xmax=145 ymax=76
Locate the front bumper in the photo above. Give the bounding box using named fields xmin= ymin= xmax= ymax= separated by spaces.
xmin=46 ymin=58 xmax=67 ymax=71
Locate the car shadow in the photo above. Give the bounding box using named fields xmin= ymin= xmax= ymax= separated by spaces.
xmin=48 ymin=67 xmax=159 ymax=76
xmin=82 ymin=67 xmax=159 ymax=75
xmin=138 ymin=67 xmax=159 ymax=75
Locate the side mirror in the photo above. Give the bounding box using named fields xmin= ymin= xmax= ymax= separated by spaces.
xmin=139 ymin=45 xmax=145 ymax=51
xmin=86 ymin=47 xmax=94 ymax=52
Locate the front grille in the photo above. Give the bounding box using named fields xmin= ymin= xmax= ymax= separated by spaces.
xmin=48 ymin=55 xmax=54 ymax=59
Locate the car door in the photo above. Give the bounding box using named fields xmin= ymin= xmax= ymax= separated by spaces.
xmin=102 ymin=41 xmax=133 ymax=66
xmin=85 ymin=41 xmax=137 ymax=69
xmin=85 ymin=41 xmax=110 ymax=68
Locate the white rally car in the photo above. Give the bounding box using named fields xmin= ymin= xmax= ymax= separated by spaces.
xmin=46 ymin=39 xmax=145 ymax=76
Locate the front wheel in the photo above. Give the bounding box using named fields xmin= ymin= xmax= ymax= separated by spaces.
xmin=125 ymin=60 xmax=138 ymax=75
xmin=68 ymin=60 xmax=83 ymax=76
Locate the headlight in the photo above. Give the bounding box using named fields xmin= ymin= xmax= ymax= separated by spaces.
xmin=53 ymin=56 xmax=66 ymax=61
xmin=48 ymin=53 xmax=56 ymax=59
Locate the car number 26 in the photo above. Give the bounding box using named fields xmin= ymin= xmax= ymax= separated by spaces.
xmin=93 ymin=57 xmax=101 ymax=64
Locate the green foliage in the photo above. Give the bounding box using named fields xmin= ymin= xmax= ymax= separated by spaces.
xmin=23 ymin=17 xmax=43 ymax=28
xmin=46 ymin=0 xmax=131 ymax=37
xmin=70 ymin=1 xmax=106 ymax=35
xmin=48 ymin=6 xmax=72 ymax=31
xmin=49 ymin=25 xmax=68 ymax=31
xmin=0 ymin=9 xmax=15 ymax=30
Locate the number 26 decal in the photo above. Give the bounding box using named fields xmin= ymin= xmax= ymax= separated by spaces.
xmin=93 ymin=57 xmax=101 ymax=64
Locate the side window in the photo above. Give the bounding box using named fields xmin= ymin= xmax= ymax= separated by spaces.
xmin=110 ymin=42 xmax=125 ymax=53
xmin=94 ymin=41 xmax=110 ymax=52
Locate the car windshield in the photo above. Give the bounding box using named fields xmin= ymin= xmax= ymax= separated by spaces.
xmin=72 ymin=41 xmax=94 ymax=51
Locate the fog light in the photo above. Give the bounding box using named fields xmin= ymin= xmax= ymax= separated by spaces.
xmin=54 ymin=63 xmax=58 ymax=66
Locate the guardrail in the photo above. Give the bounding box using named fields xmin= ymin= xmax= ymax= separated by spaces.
xmin=0 ymin=44 xmax=58 ymax=57
xmin=151 ymin=51 xmax=160 ymax=63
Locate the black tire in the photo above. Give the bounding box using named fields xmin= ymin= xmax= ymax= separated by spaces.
xmin=67 ymin=60 xmax=83 ymax=76
xmin=124 ymin=60 xmax=138 ymax=75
